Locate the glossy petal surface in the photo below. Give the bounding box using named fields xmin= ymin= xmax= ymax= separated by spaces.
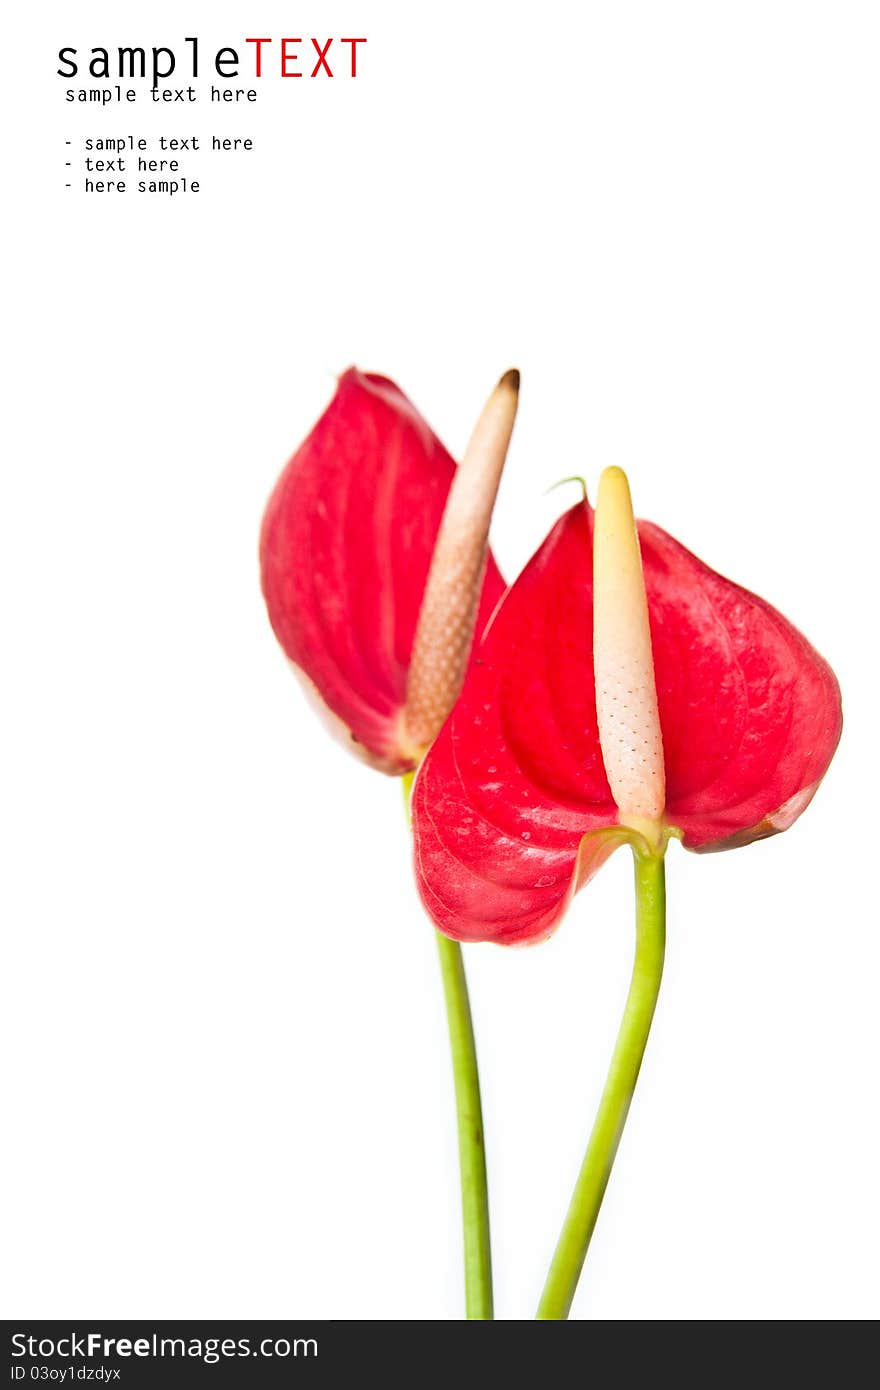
xmin=260 ymin=370 xmax=506 ymax=773
xmin=413 ymin=501 xmax=841 ymax=943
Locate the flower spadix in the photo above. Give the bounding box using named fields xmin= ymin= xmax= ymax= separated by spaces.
xmin=402 ymin=370 xmax=519 ymax=761
xmin=260 ymin=368 xmax=518 ymax=773
xmin=592 ymin=466 xmax=666 ymax=841
xmin=412 ymin=472 xmax=841 ymax=944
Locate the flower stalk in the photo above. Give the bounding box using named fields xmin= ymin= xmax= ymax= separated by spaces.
xmin=433 ymin=929 xmax=494 ymax=1319
xmin=403 ymin=772 xmax=493 ymax=1319
xmin=536 ymin=843 xmax=666 ymax=1319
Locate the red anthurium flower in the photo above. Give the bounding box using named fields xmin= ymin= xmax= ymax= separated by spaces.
xmin=260 ymin=368 xmax=518 ymax=773
xmin=413 ymin=469 xmax=842 ymax=944
xmin=261 ymin=370 xmax=519 ymax=1320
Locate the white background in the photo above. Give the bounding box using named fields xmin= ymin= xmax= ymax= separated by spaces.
xmin=3 ymin=2 xmax=878 ymax=1320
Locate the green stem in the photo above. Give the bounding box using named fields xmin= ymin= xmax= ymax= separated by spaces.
xmin=536 ymin=847 xmax=666 ymax=1320
xmin=434 ymin=928 xmax=494 ymax=1319
xmin=402 ymin=773 xmax=493 ymax=1320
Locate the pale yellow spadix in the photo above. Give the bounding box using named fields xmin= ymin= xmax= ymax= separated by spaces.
xmin=593 ymin=466 xmax=666 ymax=833
xmin=402 ymin=369 xmax=519 ymax=757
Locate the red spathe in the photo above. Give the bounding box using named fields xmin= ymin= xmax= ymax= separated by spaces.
xmin=412 ymin=501 xmax=842 ymax=944
xmin=260 ymin=369 xmax=506 ymax=774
